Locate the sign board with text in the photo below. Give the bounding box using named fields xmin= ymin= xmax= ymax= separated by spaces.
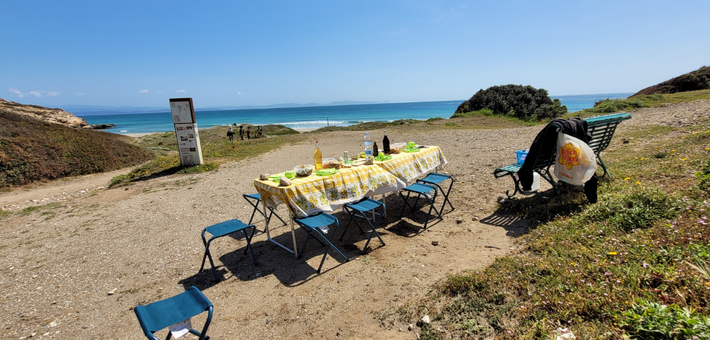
xmin=169 ymin=98 xmax=203 ymax=166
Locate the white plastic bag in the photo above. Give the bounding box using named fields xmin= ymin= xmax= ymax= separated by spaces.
xmin=554 ymin=133 xmax=597 ymax=185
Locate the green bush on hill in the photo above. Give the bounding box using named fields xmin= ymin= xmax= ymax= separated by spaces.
xmin=454 ymin=84 xmax=567 ymax=121
xmin=0 ymin=112 xmax=152 ymax=188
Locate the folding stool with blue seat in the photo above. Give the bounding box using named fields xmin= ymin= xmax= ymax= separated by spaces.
xmin=295 ymin=212 xmax=348 ymax=273
xmin=134 ymin=286 xmax=213 ymax=340
xmin=339 ymin=197 xmax=386 ymax=254
xmin=399 ymin=182 xmax=441 ymax=229
xmin=200 ymin=218 xmax=257 ymax=281
xmin=416 ymin=173 xmax=455 ymax=214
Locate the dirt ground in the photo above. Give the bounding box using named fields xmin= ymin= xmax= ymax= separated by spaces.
xmin=3 ymin=107 xmax=679 ymax=339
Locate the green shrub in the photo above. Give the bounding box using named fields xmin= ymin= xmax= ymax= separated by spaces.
xmin=454 ymin=85 xmax=566 ymax=121
xmin=619 ymin=300 xmax=710 ymax=339
xmin=581 ymin=187 xmax=678 ymax=232
xmin=584 ymin=98 xmax=646 ymax=114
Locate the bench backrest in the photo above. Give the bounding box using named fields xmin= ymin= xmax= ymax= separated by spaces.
xmin=525 ymin=113 xmax=632 ymax=170
xmin=585 ymin=113 xmax=631 ymax=154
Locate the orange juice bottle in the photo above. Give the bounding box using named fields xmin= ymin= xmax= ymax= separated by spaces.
xmin=314 ymin=141 xmax=323 ymax=170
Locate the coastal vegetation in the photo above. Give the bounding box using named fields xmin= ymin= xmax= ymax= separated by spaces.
xmin=573 ymin=89 xmax=710 ymax=116
xmin=633 ymin=65 xmax=710 ymax=96
xmin=0 ymin=111 xmax=151 ymax=188
xmin=109 ymin=124 xmax=306 ymax=187
xmin=407 ymin=119 xmax=710 ymax=338
xmin=453 ymin=85 xmax=567 ymax=121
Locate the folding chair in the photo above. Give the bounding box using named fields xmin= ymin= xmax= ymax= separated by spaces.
xmin=134 ymin=286 xmax=213 ymax=340
xmin=417 ymin=173 xmax=454 ymax=214
xmin=340 ymin=197 xmax=386 ymax=253
xmin=243 ymin=193 xmax=287 ymax=227
xmin=295 ymin=212 xmax=348 ymax=273
xmin=200 ymin=219 xmax=257 ymax=281
xmin=399 ymin=182 xmax=441 ymax=229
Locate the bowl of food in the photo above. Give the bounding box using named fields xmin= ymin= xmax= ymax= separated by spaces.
xmin=322 ymin=158 xmax=340 ymax=169
xmin=294 ymin=164 xmax=314 ymax=177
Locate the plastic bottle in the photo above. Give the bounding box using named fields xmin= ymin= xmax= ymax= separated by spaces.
xmin=364 ymin=132 xmax=372 ymax=159
xmin=314 ymin=140 xmax=323 ymax=170
xmin=383 ymin=130 xmax=390 ymax=154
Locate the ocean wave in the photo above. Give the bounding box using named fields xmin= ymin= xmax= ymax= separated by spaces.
xmin=280 ymin=120 xmax=348 ymax=126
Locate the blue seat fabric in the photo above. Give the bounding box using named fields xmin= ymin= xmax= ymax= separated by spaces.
xmin=399 ymin=183 xmax=441 ymax=229
xmin=295 ymin=212 xmax=348 ymax=273
xmin=200 ymin=219 xmax=257 ymax=281
xmin=340 ymin=198 xmax=386 ymax=253
xmin=134 ymin=286 xmax=213 ymax=340
xmin=417 ymin=173 xmax=454 ymax=214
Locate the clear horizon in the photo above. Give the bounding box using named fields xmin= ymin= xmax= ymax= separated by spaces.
xmin=2 ymin=1 xmax=708 ymax=108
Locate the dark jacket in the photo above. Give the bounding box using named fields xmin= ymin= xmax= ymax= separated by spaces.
xmin=519 ymin=118 xmax=598 ymax=203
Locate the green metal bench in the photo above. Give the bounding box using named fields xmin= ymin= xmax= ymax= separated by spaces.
xmin=493 ymin=113 xmax=631 ymax=199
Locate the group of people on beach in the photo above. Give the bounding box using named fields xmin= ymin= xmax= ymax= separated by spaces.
xmin=227 ymin=125 xmax=262 ymax=141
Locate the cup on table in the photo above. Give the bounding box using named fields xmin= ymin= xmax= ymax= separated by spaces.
xmin=285 ymin=171 xmax=296 ymax=179
xmin=343 ymin=151 xmax=350 ymax=164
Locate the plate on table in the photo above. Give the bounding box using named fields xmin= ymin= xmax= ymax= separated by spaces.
xmin=316 ymin=168 xmax=338 ymax=176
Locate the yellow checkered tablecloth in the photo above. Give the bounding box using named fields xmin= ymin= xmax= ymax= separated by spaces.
xmin=254 ymin=165 xmax=406 ymax=218
xmin=375 ymin=145 xmax=447 ymax=183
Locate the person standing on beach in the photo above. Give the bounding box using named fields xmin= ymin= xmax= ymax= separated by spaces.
xmin=247 ymin=126 xmax=251 ymax=139
xmin=257 ymin=126 xmax=263 ymax=138
xmin=227 ymin=127 xmax=234 ymax=141
xmin=239 ymin=125 xmax=244 ymax=140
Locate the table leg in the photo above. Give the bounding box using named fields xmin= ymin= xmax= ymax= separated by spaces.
xmin=290 ymin=217 xmax=298 ymax=258
xmin=263 ymin=206 xmax=295 ymax=255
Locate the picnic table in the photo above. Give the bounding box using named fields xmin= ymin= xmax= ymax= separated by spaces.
xmin=253 ymin=145 xmax=448 ymax=257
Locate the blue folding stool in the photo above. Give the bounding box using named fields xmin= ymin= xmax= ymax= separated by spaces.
xmin=134 ymin=286 xmax=213 ymax=340
xmin=416 ymin=173 xmax=455 ymax=214
xmin=399 ymin=182 xmax=441 ymax=229
xmin=340 ymin=197 xmax=386 ymax=254
xmin=200 ymin=219 xmax=257 ymax=281
xmin=295 ymin=212 xmax=348 ymax=273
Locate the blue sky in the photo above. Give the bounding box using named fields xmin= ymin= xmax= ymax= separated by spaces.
xmin=2 ymin=0 xmax=709 ymax=108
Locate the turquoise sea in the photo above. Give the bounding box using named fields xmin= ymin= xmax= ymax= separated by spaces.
xmin=79 ymin=93 xmax=632 ymax=135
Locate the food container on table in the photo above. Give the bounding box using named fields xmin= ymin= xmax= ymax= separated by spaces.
xmin=515 ymin=149 xmax=529 ymax=165
xmin=322 ymin=158 xmax=339 ymax=169
xmin=294 ymin=164 xmax=314 ymax=177
xmin=390 ymin=142 xmax=406 ymax=154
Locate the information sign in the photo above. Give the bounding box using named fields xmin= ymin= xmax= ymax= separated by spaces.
xmin=169 ymin=98 xmax=203 ymax=166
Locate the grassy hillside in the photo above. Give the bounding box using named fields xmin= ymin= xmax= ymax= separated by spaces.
xmin=109 ymin=124 xmax=305 ymax=187
xmin=633 ymin=65 xmax=710 ymax=96
xmin=0 ymin=111 xmax=152 ymax=188
xmin=565 ymin=89 xmax=710 ymax=117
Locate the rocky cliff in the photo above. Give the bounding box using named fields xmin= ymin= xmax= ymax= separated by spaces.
xmin=0 ymin=98 xmax=90 ymax=129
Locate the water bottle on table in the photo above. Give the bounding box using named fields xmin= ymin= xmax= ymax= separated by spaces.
xmin=364 ymin=132 xmax=372 ymax=159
